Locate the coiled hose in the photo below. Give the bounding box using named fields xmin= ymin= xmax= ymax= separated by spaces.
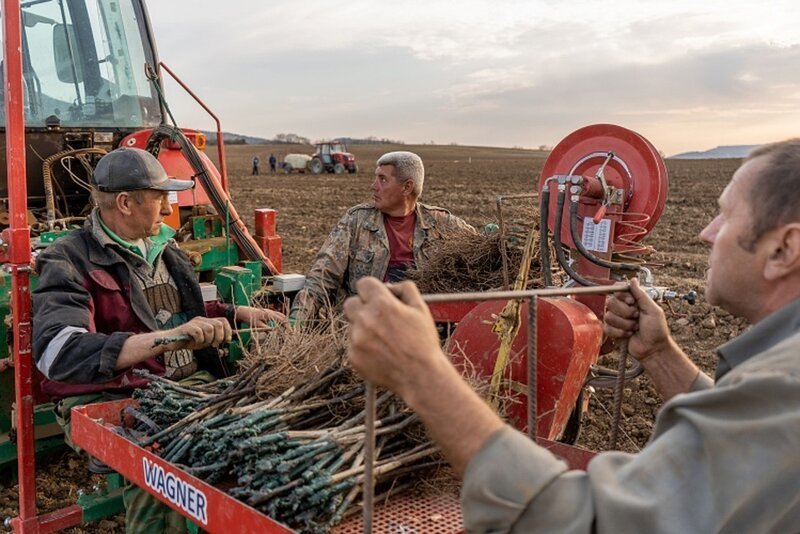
xmin=553 ymin=188 xmax=596 ymax=286
xmin=539 ymin=184 xmax=553 ymax=287
xmin=43 ymin=147 xmax=108 ymax=225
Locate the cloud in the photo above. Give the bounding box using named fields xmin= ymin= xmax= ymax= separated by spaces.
xmin=148 ymin=1 xmax=800 ymax=153
xmin=432 ymin=43 xmax=800 ymax=151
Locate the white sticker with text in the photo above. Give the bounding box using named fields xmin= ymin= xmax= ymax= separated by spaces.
xmin=581 ymin=218 xmax=612 ymax=253
xmin=142 ymin=457 xmax=208 ymax=525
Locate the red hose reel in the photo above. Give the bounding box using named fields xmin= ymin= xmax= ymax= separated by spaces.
xmin=539 ymin=123 xmax=668 ymax=255
xmin=445 ymin=124 xmax=668 ymax=442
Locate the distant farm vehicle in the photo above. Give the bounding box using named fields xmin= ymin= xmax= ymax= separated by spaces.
xmin=282 ymin=153 xmax=312 ymax=173
xmin=309 ymin=140 xmax=358 ymax=174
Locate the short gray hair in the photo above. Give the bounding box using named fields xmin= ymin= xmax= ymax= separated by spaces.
xmin=741 ymin=139 xmax=800 ymax=249
xmin=377 ymin=151 xmax=424 ymax=197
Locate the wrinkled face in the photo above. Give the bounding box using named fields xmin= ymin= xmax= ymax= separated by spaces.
xmin=699 ymin=157 xmax=766 ymax=318
xmin=372 ymin=164 xmax=410 ymax=215
xmin=126 ymin=189 xmax=172 ymax=238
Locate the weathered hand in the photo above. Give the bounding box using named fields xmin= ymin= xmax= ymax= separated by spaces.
xmin=343 ymin=278 xmax=446 ymax=396
xmin=603 ymin=278 xmax=672 ymax=362
xmin=235 ymin=305 xmax=287 ymax=329
xmin=167 ymin=316 xmax=232 ymax=351
xmin=345 ymin=277 xmax=506 ymax=477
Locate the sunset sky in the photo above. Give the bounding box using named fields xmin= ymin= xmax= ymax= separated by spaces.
xmin=149 ymin=0 xmax=800 ymax=155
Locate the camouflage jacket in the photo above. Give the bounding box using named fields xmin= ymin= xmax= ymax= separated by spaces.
xmin=290 ymin=202 xmax=474 ymax=322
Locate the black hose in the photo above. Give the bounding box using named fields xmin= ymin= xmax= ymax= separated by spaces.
xmin=568 ymin=201 xmax=641 ymax=272
xmin=584 ymin=359 xmax=645 ymax=389
xmin=553 ymin=189 xmax=597 ymax=287
xmin=42 ymin=147 xmax=107 ymax=224
xmin=539 ymin=185 xmax=553 ymax=287
xmin=146 ymin=125 xmax=279 ymax=275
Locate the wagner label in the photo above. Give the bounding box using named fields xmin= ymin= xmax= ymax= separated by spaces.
xmin=142 ymin=457 xmax=208 ymax=525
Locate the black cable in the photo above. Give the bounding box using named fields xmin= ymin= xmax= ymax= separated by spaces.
xmin=553 ymin=189 xmax=597 ymax=287
xmin=539 ymin=185 xmax=553 ymax=287
xmin=146 ymin=125 xmax=278 ymax=275
xmin=568 ymin=200 xmax=641 ymax=272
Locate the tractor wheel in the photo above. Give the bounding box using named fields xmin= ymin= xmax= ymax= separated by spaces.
xmin=333 ymin=163 xmax=345 ymax=175
xmin=348 ymin=165 xmax=358 ymax=174
xmin=309 ymin=158 xmax=324 ymax=174
xmin=283 ymin=163 xmax=293 ymax=174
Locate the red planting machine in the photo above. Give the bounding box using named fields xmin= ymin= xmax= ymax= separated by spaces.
xmin=3 ymin=0 xmax=678 ymax=532
xmin=67 ymin=125 xmax=676 ymax=533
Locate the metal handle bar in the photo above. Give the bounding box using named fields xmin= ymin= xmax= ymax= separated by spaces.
xmin=420 ymin=282 xmax=631 ymax=304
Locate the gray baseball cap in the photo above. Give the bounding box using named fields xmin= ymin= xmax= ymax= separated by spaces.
xmin=92 ymin=147 xmax=194 ymax=192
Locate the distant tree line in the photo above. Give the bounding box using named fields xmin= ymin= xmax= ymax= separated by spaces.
xmin=338 ymin=136 xmax=405 ymax=145
xmin=205 ymin=131 xmax=407 ymax=146
xmin=273 ymin=133 xmax=311 ymax=145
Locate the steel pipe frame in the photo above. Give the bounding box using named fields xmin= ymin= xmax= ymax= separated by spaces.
xmin=421 ymin=282 xmax=630 ymax=304
xmin=4 ymin=2 xmax=85 ymax=530
xmin=158 ymin=62 xmax=229 ymax=192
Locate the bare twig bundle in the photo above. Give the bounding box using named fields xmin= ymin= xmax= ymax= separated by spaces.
xmin=132 ymin=341 xmax=448 ymax=531
xmin=408 ymin=206 xmax=555 ymax=293
xmin=241 ymin=316 xmax=354 ymax=398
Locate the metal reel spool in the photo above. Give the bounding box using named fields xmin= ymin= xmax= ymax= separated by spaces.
xmin=538 ymin=124 xmax=669 ymax=251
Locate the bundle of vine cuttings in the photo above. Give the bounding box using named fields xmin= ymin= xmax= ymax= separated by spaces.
xmin=127 ymin=321 xmax=445 ymax=533
xmin=408 ymin=206 xmax=556 ymax=294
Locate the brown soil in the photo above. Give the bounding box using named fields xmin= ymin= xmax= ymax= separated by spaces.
xmin=221 ymin=145 xmax=747 ymax=453
xmin=1 ymin=144 xmax=746 ymax=528
xmin=0 ymin=452 xmax=125 ymax=532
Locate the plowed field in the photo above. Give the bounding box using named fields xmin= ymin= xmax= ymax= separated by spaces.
xmin=222 ymin=143 xmax=746 ymax=452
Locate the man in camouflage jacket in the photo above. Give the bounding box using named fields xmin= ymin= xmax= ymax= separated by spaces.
xmin=290 ymin=151 xmax=474 ymax=322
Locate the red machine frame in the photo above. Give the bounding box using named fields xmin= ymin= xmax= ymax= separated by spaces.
xmin=2 ymin=0 xmax=262 ymax=530
xmin=72 ymin=400 xmax=295 ymax=533
xmin=5 ymin=1 xmax=39 ymax=531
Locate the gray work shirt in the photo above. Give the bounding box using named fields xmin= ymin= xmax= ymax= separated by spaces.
xmin=461 ymin=298 xmax=800 ymax=533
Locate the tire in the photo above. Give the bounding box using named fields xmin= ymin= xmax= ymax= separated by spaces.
xmin=283 ymin=163 xmax=293 ymax=174
xmin=348 ymin=165 xmax=358 ymax=174
xmin=333 ymin=163 xmax=345 ymax=174
xmin=309 ymin=158 xmax=324 ymax=174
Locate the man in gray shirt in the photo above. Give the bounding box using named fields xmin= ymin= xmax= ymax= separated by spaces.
xmin=343 ymin=138 xmax=800 ymax=532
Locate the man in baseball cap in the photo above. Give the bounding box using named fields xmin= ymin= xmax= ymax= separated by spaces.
xmin=33 ymin=146 xmax=284 ymax=531
xmin=91 ymin=146 xmax=194 ymax=192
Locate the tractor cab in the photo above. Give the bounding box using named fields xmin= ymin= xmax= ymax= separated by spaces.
xmin=309 ymin=140 xmax=357 ymax=174
xmin=0 ymin=0 xmax=289 ymax=472
xmin=0 ymin=0 xmax=163 ymax=209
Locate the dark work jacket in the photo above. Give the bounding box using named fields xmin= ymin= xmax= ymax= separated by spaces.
xmin=32 ymin=220 xmax=234 ymax=400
